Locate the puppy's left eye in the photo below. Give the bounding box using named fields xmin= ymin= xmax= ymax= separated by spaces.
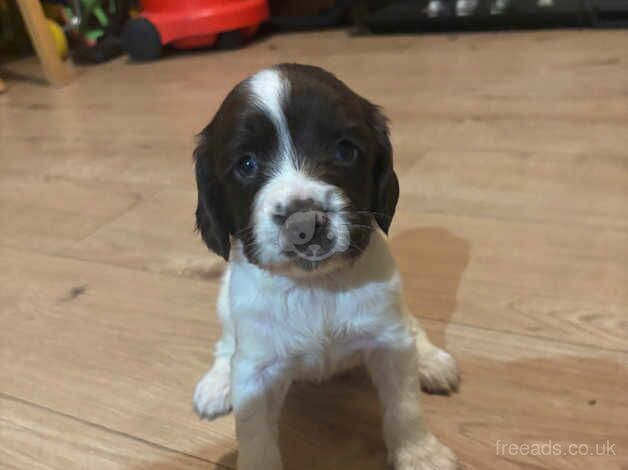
xmin=235 ymin=154 xmax=259 ymax=179
xmin=335 ymin=140 xmax=359 ymax=165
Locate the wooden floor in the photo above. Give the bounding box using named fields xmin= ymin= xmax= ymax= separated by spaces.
xmin=1 ymin=29 xmax=627 ymax=470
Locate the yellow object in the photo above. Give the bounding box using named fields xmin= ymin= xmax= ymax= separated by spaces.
xmin=47 ymin=19 xmax=68 ymax=60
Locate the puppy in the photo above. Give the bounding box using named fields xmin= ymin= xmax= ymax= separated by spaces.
xmin=192 ymin=63 xmax=460 ymax=470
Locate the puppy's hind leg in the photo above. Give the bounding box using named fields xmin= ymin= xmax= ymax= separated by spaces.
xmin=409 ymin=316 xmax=460 ymax=394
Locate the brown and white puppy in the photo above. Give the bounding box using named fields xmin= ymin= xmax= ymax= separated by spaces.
xmin=193 ymin=64 xmax=460 ymax=470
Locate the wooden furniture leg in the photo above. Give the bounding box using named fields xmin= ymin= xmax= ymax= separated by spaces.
xmin=0 ymin=76 xmax=6 ymax=93
xmin=15 ymin=0 xmax=72 ymax=86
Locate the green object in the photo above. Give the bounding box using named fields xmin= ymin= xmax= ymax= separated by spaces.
xmin=64 ymin=0 xmax=114 ymax=41
xmin=80 ymin=0 xmax=109 ymax=29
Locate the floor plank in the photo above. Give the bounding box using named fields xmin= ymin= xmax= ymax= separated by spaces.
xmin=3 ymin=31 xmax=627 ymax=188
xmin=0 ymin=246 xmax=236 ymax=465
xmin=63 ymin=189 xmax=223 ymax=280
xmin=0 ymin=395 xmax=219 ymax=470
xmin=0 ymin=172 xmax=153 ymax=254
xmin=397 ymin=149 xmax=628 ymax=230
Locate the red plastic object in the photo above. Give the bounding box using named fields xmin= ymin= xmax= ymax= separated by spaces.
xmin=139 ymin=0 xmax=269 ymax=49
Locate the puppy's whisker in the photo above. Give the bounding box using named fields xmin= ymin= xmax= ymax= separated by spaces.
xmin=234 ymin=225 xmax=255 ymax=238
xmin=351 ymin=210 xmax=394 ymax=220
xmin=347 ymin=223 xmax=373 ymax=231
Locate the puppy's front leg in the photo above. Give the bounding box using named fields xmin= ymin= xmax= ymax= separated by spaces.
xmin=231 ymin=355 xmax=291 ymax=470
xmin=410 ymin=317 xmax=460 ymax=395
xmin=194 ymin=277 xmax=235 ymax=420
xmin=365 ymin=332 xmax=459 ymax=470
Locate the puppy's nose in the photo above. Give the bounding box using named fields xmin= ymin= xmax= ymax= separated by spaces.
xmin=273 ymin=199 xmax=331 ymax=248
xmin=272 ymin=198 xmax=322 ymax=225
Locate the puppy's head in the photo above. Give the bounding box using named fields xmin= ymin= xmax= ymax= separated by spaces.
xmin=194 ymin=64 xmax=398 ymax=275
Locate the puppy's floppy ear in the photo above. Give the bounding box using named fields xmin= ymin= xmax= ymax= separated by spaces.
xmin=367 ymin=103 xmax=399 ymax=234
xmin=194 ymin=129 xmax=231 ymax=260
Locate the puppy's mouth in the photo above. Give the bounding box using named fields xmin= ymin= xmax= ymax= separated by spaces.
xmin=277 ymin=208 xmax=347 ymax=265
xmin=282 ymin=252 xmax=334 ymax=271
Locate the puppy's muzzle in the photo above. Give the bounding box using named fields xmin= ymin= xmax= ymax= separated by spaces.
xmin=273 ymin=199 xmax=337 ymax=260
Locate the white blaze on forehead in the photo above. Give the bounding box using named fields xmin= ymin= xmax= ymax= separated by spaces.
xmin=247 ymin=68 xmax=352 ymax=268
xmin=247 ymin=68 xmax=295 ymax=168
xmin=248 ymin=68 xmax=287 ymax=128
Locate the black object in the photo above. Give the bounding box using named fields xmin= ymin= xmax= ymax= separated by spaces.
xmin=120 ymin=17 xmax=163 ymax=61
xmin=73 ymin=35 xmax=124 ymax=64
xmin=72 ymin=0 xmax=131 ymax=65
xmin=269 ymin=0 xmax=628 ymax=32
xmin=363 ymin=0 xmax=586 ymax=32
xmin=270 ymin=0 xmax=353 ymax=29
xmin=216 ymin=30 xmax=245 ymax=49
xmin=591 ymin=0 xmax=628 ymax=26
xmin=362 ymin=0 xmax=628 ymax=31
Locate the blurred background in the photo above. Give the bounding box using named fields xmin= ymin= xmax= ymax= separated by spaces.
xmin=1 ymin=1 xmax=627 ymax=469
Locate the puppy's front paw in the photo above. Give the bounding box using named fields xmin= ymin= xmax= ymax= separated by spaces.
xmin=193 ymin=363 xmax=232 ymax=420
xmin=418 ymin=347 xmax=460 ymax=395
xmin=394 ymin=433 xmax=459 ymax=470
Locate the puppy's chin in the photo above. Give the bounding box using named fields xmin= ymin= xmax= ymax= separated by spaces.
xmin=267 ymin=255 xmax=349 ymax=279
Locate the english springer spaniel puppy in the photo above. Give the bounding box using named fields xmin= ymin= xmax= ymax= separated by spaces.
xmin=192 ymin=63 xmax=460 ymax=470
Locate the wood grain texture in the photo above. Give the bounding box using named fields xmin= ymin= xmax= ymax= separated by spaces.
xmin=1 ymin=28 xmax=627 ymax=470
xmin=0 ymin=396 xmax=219 ymax=470
xmin=64 ymin=189 xmax=224 ymax=279
xmin=0 ymin=173 xmax=152 ymax=254
xmin=0 ymin=247 xmax=626 ymax=469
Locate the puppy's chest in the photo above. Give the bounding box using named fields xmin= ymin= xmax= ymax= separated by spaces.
xmin=277 ymin=296 xmax=367 ymax=381
xmin=272 ymin=287 xmax=364 ymax=345
xmin=236 ymin=284 xmax=382 ymax=379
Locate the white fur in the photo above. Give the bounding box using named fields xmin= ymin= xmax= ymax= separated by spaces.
xmin=194 ymin=66 xmax=459 ymax=470
xmin=194 ymin=231 xmax=459 ymax=469
xmin=248 ymin=68 xmax=295 ymax=169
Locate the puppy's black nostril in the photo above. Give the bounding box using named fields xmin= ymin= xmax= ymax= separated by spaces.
xmin=315 ymin=212 xmax=328 ymax=228
xmin=273 ymin=212 xmax=287 ymax=225
xmin=274 ymin=203 xmax=285 ymax=215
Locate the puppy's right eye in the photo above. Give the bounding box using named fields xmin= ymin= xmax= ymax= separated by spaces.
xmin=335 ymin=140 xmax=360 ymax=165
xmin=235 ymin=154 xmax=258 ymax=179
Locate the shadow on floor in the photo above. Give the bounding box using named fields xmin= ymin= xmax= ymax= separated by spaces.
xmin=214 ymin=369 xmax=388 ymax=470
xmin=390 ymin=226 xmax=471 ymax=347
